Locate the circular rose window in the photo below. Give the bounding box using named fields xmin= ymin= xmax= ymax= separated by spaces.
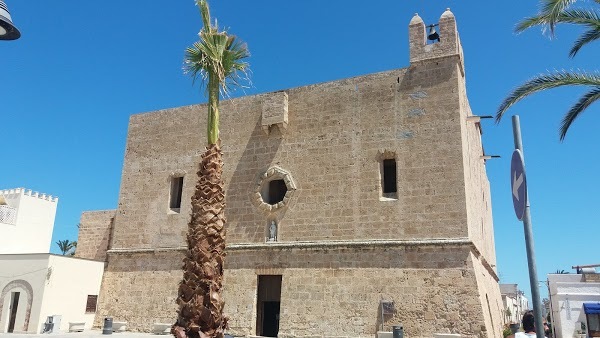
xmin=252 ymin=166 xmax=297 ymax=213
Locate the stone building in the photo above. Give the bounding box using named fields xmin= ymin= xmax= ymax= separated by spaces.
xmin=76 ymin=9 xmax=503 ymax=338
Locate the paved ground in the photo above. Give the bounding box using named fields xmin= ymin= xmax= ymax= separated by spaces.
xmin=0 ymin=332 xmax=169 ymax=338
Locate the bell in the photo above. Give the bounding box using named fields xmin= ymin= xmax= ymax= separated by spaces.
xmin=427 ymin=25 xmax=440 ymax=42
xmin=0 ymin=1 xmax=21 ymax=40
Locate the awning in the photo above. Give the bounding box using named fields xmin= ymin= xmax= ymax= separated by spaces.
xmin=583 ymin=303 xmax=600 ymax=314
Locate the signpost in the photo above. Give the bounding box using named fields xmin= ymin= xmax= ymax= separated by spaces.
xmin=511 ymin=149 xmax=527 ymax=221
xmin=512 ymin=115 xmax=545 ymax=338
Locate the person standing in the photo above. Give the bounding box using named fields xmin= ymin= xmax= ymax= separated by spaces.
xmin=509 ymin=311 xmax=548 ymax=338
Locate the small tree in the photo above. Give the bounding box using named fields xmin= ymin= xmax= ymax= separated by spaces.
xmin=56 ymin=239 xmax=75 ymax=255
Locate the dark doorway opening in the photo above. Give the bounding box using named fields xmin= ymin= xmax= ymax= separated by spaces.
xmin=256 ymin=275 xmax=282 ymax=337
xmin=8 ymin=292 xmax=20 ymax=333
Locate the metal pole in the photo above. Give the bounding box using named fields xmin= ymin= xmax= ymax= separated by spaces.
xmin=512 ymin=115 xmax=545 ymax=338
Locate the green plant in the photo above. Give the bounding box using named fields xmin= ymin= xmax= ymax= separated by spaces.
xmin=496 ymin=0 xmax=600 ymax=140
xmin=503 ymin=325 xmax=513 ymax=338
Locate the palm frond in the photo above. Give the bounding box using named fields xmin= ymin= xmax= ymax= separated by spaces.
xmin=184 ymin=42 xmax=209 ymax=87
xmin=221 ymin=36 xmax=250 ymax=91
xmin=516 ymin=8 xmax=600 ymax=33
xmin=559 ymin=86 xmax=600 ymax=139
xmin=569 ymin=28 xmax=600 ymax=57
xmin=541 ymin=0 xmax=578 ymax=34
xmin=496 ymin=71 xmax=600 ymax=122
xmin=184 ymin=30 xmax=249 ymax=96
xmin=559 ymin=8 xmax=600 ymax=27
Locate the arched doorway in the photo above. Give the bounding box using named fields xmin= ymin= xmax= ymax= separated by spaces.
xmin=0 ymin=279 xmax=34 ymax=332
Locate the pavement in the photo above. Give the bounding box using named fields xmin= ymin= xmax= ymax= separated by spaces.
xmin=0 ymin=332 xmax=169 ymax=338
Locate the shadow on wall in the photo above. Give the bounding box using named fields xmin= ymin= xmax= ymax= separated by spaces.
xmin=225 ymin=110 xmax=284 ymax=243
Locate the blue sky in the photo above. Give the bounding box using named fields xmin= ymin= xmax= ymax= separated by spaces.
xmin=2 ymin=1 xmax=599 ymax=303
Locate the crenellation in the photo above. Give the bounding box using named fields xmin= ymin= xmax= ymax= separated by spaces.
xmin=0 ymin=188 xmax=59 ymax=203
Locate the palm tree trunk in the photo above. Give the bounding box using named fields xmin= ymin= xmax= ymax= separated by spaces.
xmin=173 ymin=73 xmax=227 ymax=338
xmin=207 ymin=73 xmax=219 ymax=145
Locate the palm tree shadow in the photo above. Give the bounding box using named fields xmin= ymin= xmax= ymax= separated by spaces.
xmin=224 ymin=104 xmax=284 ymax=244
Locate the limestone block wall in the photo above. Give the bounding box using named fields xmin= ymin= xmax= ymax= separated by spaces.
xmin=95 ymin=244 xmax=498 ymax=338
xmin=111 ymin=60 xmax=469 ymax=252
xmin=94 ymin=251 xmax=181 ymax=329
xmin=457 ymin=69 xmax=498 ymax=271
xmin=76 ymin=210 xmax=115 ymax=261
xmin=470 ymin=251 xmax=504 ymax=338
xmin=225 ymin=244 xmax=488 ymax=338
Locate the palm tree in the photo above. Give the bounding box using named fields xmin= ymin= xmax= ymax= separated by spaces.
xmin=496 ymin=0 xmax=600 ymax=140
xmin=56 ymin=239 xmax=74 ymax=255
xmin=172 ymin=2 xmax=249 ymax=338
xmin=69 ymin=240 xmax=77 ymax=256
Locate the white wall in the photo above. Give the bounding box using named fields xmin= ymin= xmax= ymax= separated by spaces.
xmin=0 ymin=254 xmax=50 ymax=333
xmin=0 ymin=188 xmax=58 ymax=254
xmin=548 ymin=274 xmax=600 ymax=338
xmin=39 ymin=255 xmax=104 ymax=332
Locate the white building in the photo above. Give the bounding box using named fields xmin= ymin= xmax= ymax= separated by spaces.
xmin=0 ymin=254 xmax=104 ymax=333
xmin=0 ymin=188 xmax=105 ymax=333
xmin=0 ymin=188 xmax=57 ymax=254
xmin=548 ymin=271 xmax=600 ymax=338
xmin=500 ymin=284 xmax=529 ymax=326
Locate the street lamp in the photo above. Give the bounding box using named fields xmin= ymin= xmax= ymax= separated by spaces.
xmin=0 ymin=0 xmax=20 ymax=40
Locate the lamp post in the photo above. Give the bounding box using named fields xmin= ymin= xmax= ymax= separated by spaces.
xmin=0 ymin=0 xmax=20 ymax=40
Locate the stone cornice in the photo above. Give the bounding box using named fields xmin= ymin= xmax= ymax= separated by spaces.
xmin=108 ymin=237 xmax=472 ymax=254
xmin=106 ymin=237 xmax=499 ymax=281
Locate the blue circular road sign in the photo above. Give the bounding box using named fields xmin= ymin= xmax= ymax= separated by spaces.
xmin=510 ymin=149 xmax=527 ymax=221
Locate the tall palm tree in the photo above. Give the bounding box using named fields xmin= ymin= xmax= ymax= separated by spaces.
xmin=496 ymin=0 xmax=600 ymax=140
xmin=56 ymin=239 xmax=74 ymax=255
xmin=172 ymin=2 xmax=249 ymax=338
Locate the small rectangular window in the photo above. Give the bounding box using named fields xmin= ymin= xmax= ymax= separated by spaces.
xmin=170 ymin=176 xmax=184 ymax=211
xmin=85 ymin=295 xmax=98 ymax=313
xmin=382 ymin=159 xmax=397 ymax=193
xmin=380 ymin=158 xmax=398 ymax=201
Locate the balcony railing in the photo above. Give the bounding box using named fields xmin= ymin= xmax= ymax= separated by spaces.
xmin=0 ymin=205 xmax=17 ymax=224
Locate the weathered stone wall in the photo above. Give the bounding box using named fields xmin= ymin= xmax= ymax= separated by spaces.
xmin=97 ymin=244 xmax=493 ymax=338
xmin=94 ymin=251 xmax=180 ymax=329
xmin=470 ymin=251 xmax=504 ymax=338
xmin=225 ymin=244 xmax=487 ymax=338
xmin=76 ymin=210 xmax=115 ymax=261
xmin=112 ymin=62 xmax=468 ymax=250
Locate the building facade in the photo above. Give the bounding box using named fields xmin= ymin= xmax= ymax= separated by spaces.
xmin=79 ymin=9 xmax=503 ymax=338
xmin=0 ymin=188 xmax=57 ymax=254
xmin=500 ymin=284 xmax=529 ymax=326
xmin=0 ymin=254 xmax=104 ymax=333
xmin=0 ymin=188 xmax=105 ymax=333
xmin=548 ymin=271 xmax=600 ymax=338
